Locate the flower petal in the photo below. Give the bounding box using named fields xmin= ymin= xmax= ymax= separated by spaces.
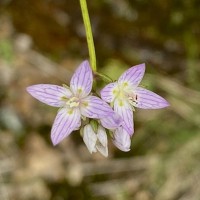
xmin=97 ymin=126 xmax=107 ymax=147
xmin=27 ymin=84 xmax=72 ymax=107
xmin=118 ymin=63 xmax=145 ymax=87
xmin=114 ymin=99 xmax=134 ymax=135
xmin=113 ymin=127 xmax=131 ymax=152
xmin=74 ymin=120 xmax=81 ymax=131
xmin=96 ymin=126 xmax=108 ymax=157
xmin=70 ymin=60 xmax=93 ymax=98
xmin=135 ymin=87 xmax=170 ymax=109
xmin=100 ymin=112 xmax=122 ymax=130
xmin=51 ymin=108 xmax=81 ymax=145
xmin=96 ymin=143 xmax=108 ymax=157
xmin=81 ymin=96 xmax=115 ymax=119
xmin=100 ymin=82 xmax=118 ymax=103
xmin=83 ymin=124 xmax=97 ymax=154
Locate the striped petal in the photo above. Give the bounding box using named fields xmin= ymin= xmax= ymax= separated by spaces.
xmin=114 ymin=99 xmax=134 ymax=135
xmin=81 ymin=96 xmax=115 ymax=119
xmin=70 ymin=60 xmax=93 ymax=98
xmin=100 ymin=82 xmax=118 ymax=103
xmin=100 ymin=112 xmax=122 ymax=130
xmin=51 ymin=108 xmax=81 ymax=145
xmin=96 ymin=126 xmax=108 ymax=157
xmin=135 ymin=87 xmax=170 ymax=109
xmin=83 ymin=124 xmax=97 ymax=154
xmin=113 ymin=127 xmax=131 ymax=152
xmin=26 ymin=84 xmax=72 ymax=107
xmin=118 ymin=64 xmax=145 ymax=88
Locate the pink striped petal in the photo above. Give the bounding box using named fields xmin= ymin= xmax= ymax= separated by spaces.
xmin=70 ymin=60 xmax=93 ymax=98
xmin=100 ymin=82 xmax=118 ymax=103
xmin=51 ymin=108 xmax=81 ymax=145
xmin=135 ymin=87 xmax=170 ymax=109
xmin=118 ymin=64 xmax=145 ymax=87
xmin=27 ymin=84 xmax=72 ymax=107
xmin=114 ymin=99 xmax=134 ymax=135
xmin=113 ymin=127 xmax=131 ymax=152
xmin=100 ymin=112 xmax=122 ymax=130
xmin=81 ymin=96 xmax=115 ymax=119
xmin=74 ymin=120 xmax=81 ymax=131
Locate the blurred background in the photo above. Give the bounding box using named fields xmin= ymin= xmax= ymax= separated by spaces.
xmin=0 ymin=0 xmax=200 ymax=199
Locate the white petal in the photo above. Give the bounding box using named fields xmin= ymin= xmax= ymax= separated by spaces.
xmin=51 ymin=108 xmax=81 ymax=145
xmin=96 ymin=126 xmax=108 ymax=157
xmin=70 ymin=60 xmax=93 ymax=98
xmin=113 ymin=127 xmax=131 ymax=152
xmin=83 ymin=124 xmax=97 ymax=154
xmin=97 ymin=126 xmax=108 ymax=147
xmin=96 ymin=143 xmax=108 ymax=157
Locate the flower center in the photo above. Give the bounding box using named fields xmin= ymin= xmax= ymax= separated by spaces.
xmin=113 ymin=85 xmax=126 ymax=99
xmin=66 ymin=96 xmax=80 ymax=108
xmin=112 ymin=83 xmax=138 ymax=107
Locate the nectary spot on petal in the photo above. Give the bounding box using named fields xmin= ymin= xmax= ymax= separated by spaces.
xmin=118 ymin=100 xmax=124 ymax=107
xmin=82 ymin=101 xmax=88 ymax=107
xmin=67 ymin=109 xmax=74 ymax=115
xmin=77 ymin=88 xmax=82 ymax=94
xmin=112 ymin=89 xmax=118 ymax=95
xmin=122 ymin=81 xmax=129 ymax=87
xmin=61 ymin=96 xmax=68 ymax=101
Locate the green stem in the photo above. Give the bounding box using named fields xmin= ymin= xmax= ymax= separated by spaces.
xmin=80 ymin=0 xmax=97 ymax=71
xmin=94 ymin=71 xmax=113 ymax=83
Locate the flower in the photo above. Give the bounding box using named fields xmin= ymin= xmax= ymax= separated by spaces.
xmin=83 ymin=124 xmax=108 ymax=157
xmin=100 ymin=112 xmax=132 ymax=152
xmin=82 ymin=112 xmax=123 ymax=157
xmin=100 ymin=63 xmax=169 ymax=151
xmin=27 ymin=60 xmax=121 ymax=146
xmin=112 ymin=127 xmax=131 ymax=152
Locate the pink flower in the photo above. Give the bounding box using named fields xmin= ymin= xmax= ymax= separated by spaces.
xmin=101 ymin=63 xmax=169 ymax=151
xmin=27 ymin=61 xmax=121 ymax=146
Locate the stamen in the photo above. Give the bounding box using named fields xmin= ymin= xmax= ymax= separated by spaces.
xmin=66 ymin=96 xmax=80 ymax=108
xmin=127 ymin=93 xmax=138 ymax=107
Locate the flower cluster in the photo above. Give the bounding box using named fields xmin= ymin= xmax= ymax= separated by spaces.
xmin=27 ymin=61 xmax=169 ymax=156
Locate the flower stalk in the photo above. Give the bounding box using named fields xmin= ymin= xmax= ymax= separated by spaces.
xmin=80 ymin=0 xmax=97 ymax=71
xmin=94 ymin=71 xmax=113 ymax=83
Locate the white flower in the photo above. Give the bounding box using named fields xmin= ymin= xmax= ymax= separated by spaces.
xmin=83 ymin=124 xmax=108 ymax=157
